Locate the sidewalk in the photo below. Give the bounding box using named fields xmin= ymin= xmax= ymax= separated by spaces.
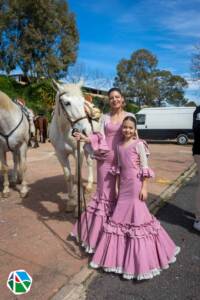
xmin=84 ymin=174 xmax=200 ymax=300
xmin=0 ymin=143 xmax=195 ymax=299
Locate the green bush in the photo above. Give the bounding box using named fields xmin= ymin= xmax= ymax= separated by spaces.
xmin=0 ymin=76 xmax=55 ymax=118
xmin=125 ymin=102 xmax=140 ymax=114
xmin=0 ymin=75 xmax=24 ymax=99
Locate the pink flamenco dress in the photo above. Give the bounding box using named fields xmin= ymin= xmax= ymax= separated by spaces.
xmin=90 ymin=139 xmax=180 ymax=280
xmin=71 ymin=113 xmax=135 ymax=253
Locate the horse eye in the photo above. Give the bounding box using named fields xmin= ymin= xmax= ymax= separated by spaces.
xmin=65 ymin=101 xmax=71 ymax=106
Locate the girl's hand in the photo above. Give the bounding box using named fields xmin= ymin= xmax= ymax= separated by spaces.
xmin=139 ymin=187 xmax=148 ymax=201
xmin=73 ymin=132 xmax=90 ymax=143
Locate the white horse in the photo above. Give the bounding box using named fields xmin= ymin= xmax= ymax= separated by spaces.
xmin=0 ymin=91 xmax=30 ymax=197
xmin=49 ymin=80 xmax=99 ymax=212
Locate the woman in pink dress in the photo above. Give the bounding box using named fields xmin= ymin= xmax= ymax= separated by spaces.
xmin=90 ymin=116 xmax=180 ymax=280
xmin=71 ymin=88 xmax=135 ymax=253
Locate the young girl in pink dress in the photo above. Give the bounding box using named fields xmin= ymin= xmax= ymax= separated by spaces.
xmin=90 ymin=116 xmax=180 ymax=280
xmin=71 ymin=88 xmax=135 ymax=253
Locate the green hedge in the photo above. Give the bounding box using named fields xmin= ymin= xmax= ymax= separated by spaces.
xmin=0 ymin=76 xmax=55 ymax=118
xmin=125 ymin=102 xmax=140 ymax=114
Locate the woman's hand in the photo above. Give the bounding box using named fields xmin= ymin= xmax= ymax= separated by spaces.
xmin=139 ymin=186 xmax=148 ymax=201
xmin=73 ymin=132 xmax=90 ymax=143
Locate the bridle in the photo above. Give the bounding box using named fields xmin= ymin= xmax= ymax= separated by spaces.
xmin=58 ymin=92 xmax=88 ymax=127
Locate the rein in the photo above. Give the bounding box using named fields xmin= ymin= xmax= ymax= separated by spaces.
xmin=76 ymin=139 xmax=91 ymax=252
xmin=0 ymin=111 xmax=24 ymax=152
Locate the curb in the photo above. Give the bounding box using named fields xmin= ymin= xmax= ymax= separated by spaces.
xmin=149 ymin=162 xmax=196 ymax=214
xmin=51 ymin=266 xmax=95 ymax=300
xmin=50 ymin=162 xmax=196 ymax=300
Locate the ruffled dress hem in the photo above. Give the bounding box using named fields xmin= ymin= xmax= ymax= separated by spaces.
xmin=70 ymin=194 xmax=116 ymax=253
xmin=90 ymin=246 xmax=180 ymax=280
xmin=70 ymin=232 xmax=95 ymax=253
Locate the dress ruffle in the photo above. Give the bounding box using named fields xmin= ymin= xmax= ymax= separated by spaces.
xmin=87 ymin=132 xmax=110 ymax=160
xmin=103 ymin=216 xmax=161 ymax=238
xmin=90 ymin=224 xmax=180 ymax=280
xmin=71 ymin=193 xmax=116 ymax=253
xmin=90 ymin=246 xmax=180 ymax=280
xmin=137 ymin=167 xmax=155 ymax=179
xmin=87 ymin=194 xmax=116 ymax=216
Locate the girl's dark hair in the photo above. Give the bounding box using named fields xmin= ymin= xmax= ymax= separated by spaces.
xmin=107 ymin=87 xmax=123 ymax=97
xmin=122 ymin=116 xmax=137 ymax=128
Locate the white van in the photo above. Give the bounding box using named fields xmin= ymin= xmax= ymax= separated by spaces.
xmin=136 ymin=107 xmax=195 ymax=144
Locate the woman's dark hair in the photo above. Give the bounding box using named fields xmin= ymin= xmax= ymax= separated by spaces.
xmin=122 ymin=116 xmax=137 ymax=128
xmin=107 ymin=87 xmax=123 ymax=97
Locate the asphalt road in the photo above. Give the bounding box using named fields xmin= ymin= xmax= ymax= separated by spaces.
xmin=85 ymin=175 xmax=200 ymax=300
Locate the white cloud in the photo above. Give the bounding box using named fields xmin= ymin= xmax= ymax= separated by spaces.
xmin=161 ymin=10 xmax=200 ymax=38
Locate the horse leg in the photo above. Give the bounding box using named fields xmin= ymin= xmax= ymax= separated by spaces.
xmin=84 ymin=152 xmax=93 ymax=192
xmin=18 ymin=142 xmax=28 ymax=198
xmin=12 ymin=150 xmax=20 ymax=184
xmin=39 ymin=129 xmax=42 ymax=143
xmin=33 ymin=128 xmax=39 ymax=148
xmin=62 ymin=162 xmax=77 ymax=212
xmin=1 ymin=150 xmax=10 ymax=197
xmin=56 ymin=152 xmax=76 ymax=212
xmin=43 ymin=119 xmax=47 ymax=143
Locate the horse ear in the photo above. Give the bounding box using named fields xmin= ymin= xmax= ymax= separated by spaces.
xmin=52 ymin=79 xmax=62 ymax=91
xmin=77 ymin=78 xmax=84 ymax=87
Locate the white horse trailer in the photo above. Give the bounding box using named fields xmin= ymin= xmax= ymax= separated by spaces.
xmin=136 ymin=107 xmax=196 ymax=145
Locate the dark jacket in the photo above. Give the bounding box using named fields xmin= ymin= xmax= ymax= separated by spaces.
xmin=192 ymin=106 xmax=200 ymax=155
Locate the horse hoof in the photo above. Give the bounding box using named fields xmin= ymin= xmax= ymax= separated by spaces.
xmin=65 ymin=204 xmax=76 ymax=213
xmin=20 ymin=191 xmax=28 ymax=198
xmin=2 ymin=192 xmax=9 ymax=198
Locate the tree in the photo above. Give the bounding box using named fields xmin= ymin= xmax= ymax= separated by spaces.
xmin=0 ymin=0 xmax=79 ymax=80
xmin=185 ymin=101 xmax=196 ymax=107
xmin=114 ymin=49 xmax=158 ymax=107
xmin=155 ymin=70 xmax=188 ymax=106
xmin=114 ymin=49 xmax=188 ymax=107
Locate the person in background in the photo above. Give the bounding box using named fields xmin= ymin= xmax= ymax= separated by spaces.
xmin=192 ymin=105 xmax=200 ymax=231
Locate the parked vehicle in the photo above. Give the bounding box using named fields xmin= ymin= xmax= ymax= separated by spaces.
xmin=136 ymin=107 xmax=196 ymax=145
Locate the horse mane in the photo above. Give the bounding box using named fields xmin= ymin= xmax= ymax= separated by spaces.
xmin=62 ymin=83 xmax=84 ymax=100
xmin=0 ymin=91 xmax=13 ymax=110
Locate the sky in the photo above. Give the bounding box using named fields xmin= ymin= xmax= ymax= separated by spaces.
xmin=68 ymin=0 xmax=200 ymax=103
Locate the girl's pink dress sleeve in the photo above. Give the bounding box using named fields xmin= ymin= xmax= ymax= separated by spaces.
xmin=136 ymin=140 xmax=155 ymax=179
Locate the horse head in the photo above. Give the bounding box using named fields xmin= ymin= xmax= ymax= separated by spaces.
xmin=52 ymin=79 xmax=91 ymax=135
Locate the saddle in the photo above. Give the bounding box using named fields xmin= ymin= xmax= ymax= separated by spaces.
xmin=13 ymin=99 xmax=30 ymax=121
